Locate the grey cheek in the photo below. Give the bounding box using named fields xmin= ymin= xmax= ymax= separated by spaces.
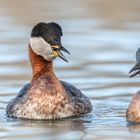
xmin=30 ymin=37 xmax=54 ymax=61
xmin=42 ymin=44 xmax=54 ymax=61
xmin=43 ymin=43 xmax=53 ymax=55
xmin=43 ymin=54 xmax=53 ymax=61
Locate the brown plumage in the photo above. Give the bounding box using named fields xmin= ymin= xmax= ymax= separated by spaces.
xmin=126 ymin=92 xmax=140 ymax=122
xmin=6 ymin=22 xmax=92 ymax=120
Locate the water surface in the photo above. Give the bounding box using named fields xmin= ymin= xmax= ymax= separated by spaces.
xmin=0 ymin=0 xmax=140 ymax=140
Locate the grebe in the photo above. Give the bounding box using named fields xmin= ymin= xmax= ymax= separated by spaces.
xmin=6 ymin=22 xmax=92 ymax=120
xmin=127 ymin=48 xmax=140 ymax=123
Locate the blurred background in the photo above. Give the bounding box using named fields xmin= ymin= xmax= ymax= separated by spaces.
xmin=0 ymin=0 xmax=140 ymax=140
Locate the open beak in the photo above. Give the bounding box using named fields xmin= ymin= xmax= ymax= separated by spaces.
xmin=129 ymin=63 xmax=140 ymax=78
xmin=52 ymin=45 xmax=71 ymax=63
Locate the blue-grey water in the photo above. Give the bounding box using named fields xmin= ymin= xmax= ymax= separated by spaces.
xmin=0 ymin=0 xmax=140 ymax=140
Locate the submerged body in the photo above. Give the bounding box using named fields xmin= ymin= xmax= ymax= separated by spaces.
xmin=6 ymin=22 xmax=92 ymax=120
xmin=7 ymin=81 xmax=92 ymax=120
xmin=126 ymin=91 xmax=140 ymax=122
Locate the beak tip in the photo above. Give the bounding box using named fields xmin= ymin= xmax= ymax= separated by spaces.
xmin=64 ymin=60 xmax=69 ymax=63
xmin=58 ymin=52 xmax=69 ymax=63
xmin=128 ymin=75 xmax=132 ymax=78
xmin=65 ymin=59 xmax=69 ymax=63
xmin=128 ymin=70 xmax=140 ymax=78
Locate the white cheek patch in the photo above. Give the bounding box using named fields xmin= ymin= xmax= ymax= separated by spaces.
xmin=29 ymin=37 xmax=53 ymax=61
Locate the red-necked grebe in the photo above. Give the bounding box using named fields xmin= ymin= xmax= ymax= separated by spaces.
xmin=6 ymin=22 xmax=92 ymax=120
xmin=127 ymin=47 xmax=140 ymax=123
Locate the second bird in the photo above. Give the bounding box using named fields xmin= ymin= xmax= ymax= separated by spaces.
xmin=127 ymin=48 xmax=140 ymax=123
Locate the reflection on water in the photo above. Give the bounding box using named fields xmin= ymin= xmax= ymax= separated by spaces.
xmin=0 ymin=0 xmax=140 ymax=140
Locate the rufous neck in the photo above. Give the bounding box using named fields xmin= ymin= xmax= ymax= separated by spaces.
xmin=28 ymin=45 xmax=54 ymax=77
